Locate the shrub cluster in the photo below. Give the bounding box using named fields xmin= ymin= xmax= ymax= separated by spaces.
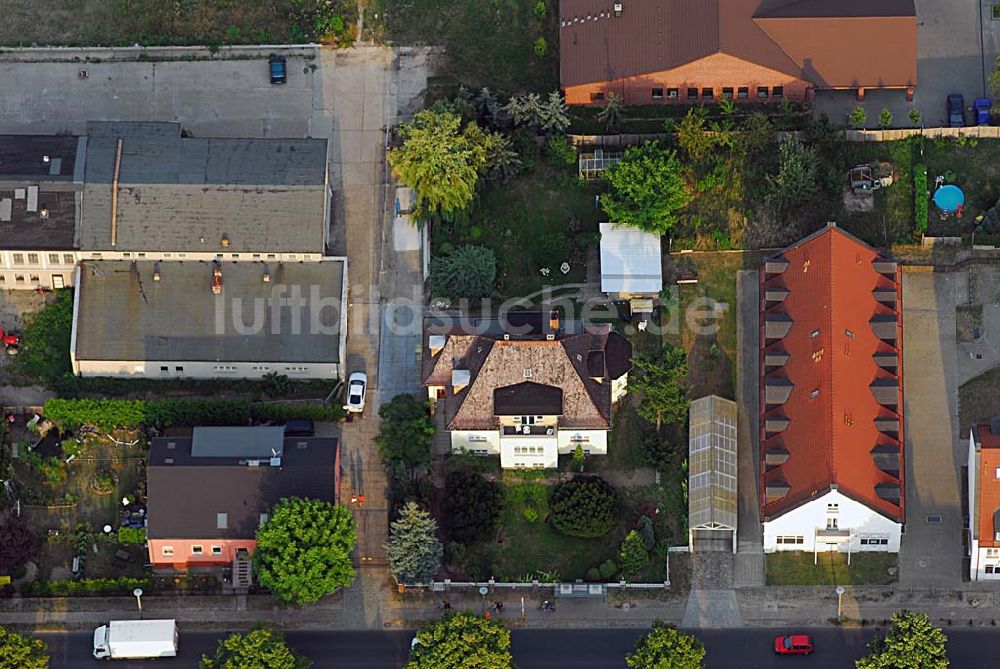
xmin=116 ymin=527 xmax=147 ymax=545
xmin=443 ymin=471 xmax=502 ymax=543
xmin=549 ymin=476 xmax=618 ymax=538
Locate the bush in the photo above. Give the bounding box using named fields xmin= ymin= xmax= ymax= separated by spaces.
xmin=640 ymin=433 xmax=672 ymax=470
xmin=636 ymin=515 xmax=656 ymax=551
xmin=533 ymin=36 xmax=548 ymax=57
xmin=13 ymin=289 xmax=74 ymax=385
xmin=620 ymin=530 xmax=649 ymax=579
xmin=546 ymin=135 xmax=577 ymax=167
xmin=586 ymin=567 xmax=601 ymax=582
xmin=549 ymin=475 xmax=617 ymax=538
xmin=117 ymin=527 xmax=147 ymax=545
xmin=429 ymin=244 xmax=497 ymax=300
xmin=530 ymin=232 xmax=570 ymax=267
xmin=914 ymin=163 xmax=928 ymax=234
xmin=598 ymin=559 xmax=618 ymax=579
xmin=443 ymin=471 xmax=502 ymax=543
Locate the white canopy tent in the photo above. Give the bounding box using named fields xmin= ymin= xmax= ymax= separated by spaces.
xmin=598 ymin=223 xmax=662 ymax=297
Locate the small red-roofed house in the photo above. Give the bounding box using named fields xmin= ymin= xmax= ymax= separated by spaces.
xmin=968 ymin=420 xmax=1000 ymax=580
xmin=760 ymin=223 xmax=903 ymax=555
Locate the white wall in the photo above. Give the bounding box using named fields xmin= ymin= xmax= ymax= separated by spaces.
xmin=74 ymin=359 xmax=341 ymax=380
xmin=0 ymin=249 xmax=79 ymax=289
xmin=762 ymin=489 xmax=902 ymax=553
xmin=450 ymin=430 xmax=501 ymax=455
xmin=557 ymin=429 xmax=609 ymax=455
xmin=611 ymin=373 xmax=628 ymax=405
xmin=500 ymin=436 xmax=558 ymax=469
xmin=78 ymin=250 xmax=324 ymax=263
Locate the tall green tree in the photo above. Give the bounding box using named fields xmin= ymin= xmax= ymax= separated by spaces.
xmin=631 ymin=344 xmax=689 ymax=432
xmin=443 ymin=470 xmax=502 ymax=543
xmin=429 ymin=244 xmax=497 ymax=300
xmin=550 ymin=475 xmax=618 ymax=538
xmin=601 ymin=142 xmax=690 ymax=235
xmin=389 ymin=110 xmax=488 ymax=221
xmin=385 ymin=501 xmax=443 ymax=584
xmin=201 ymin=626 xmax=310 ymax=669
xmin=619 ymin=530 xmax=649 ymax=579
xmin=626 ymin=621 xmax=705 ymax=669
xmin=0 ymin=518 xmax=42 ymax=573
xmin=855 ymin=610 xmax=948 ymax=669
xmin=253 ymin=498 xmax=356 ymax=605
xmin=765 ymin=136 xmax=819 ymax=214
xmin=407 ymin=612 xmax=515 ymax=669
xmin=674 ymin=107 xmax=713 ymax=162
xmin=376 ymin=393 xmax=435 ymax=475
xmin=0 ymin=627 xmax=48 ymax=669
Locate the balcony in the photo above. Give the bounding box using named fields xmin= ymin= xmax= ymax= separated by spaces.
xmin=502 ymin=425 xmax=555 ymax=437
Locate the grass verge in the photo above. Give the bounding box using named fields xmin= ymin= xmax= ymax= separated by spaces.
xmin=766 ymin=551 xmax=897 ymax=586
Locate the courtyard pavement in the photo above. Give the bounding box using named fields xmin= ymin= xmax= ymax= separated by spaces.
xmin=899 ymin=271 xmax=966 ymax=587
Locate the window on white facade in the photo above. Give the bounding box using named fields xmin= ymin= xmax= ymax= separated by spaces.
xmin=826 ymin=517 xmax=838 ymax=530
xmin=860 ymin=535 xmax=889 ymax=546
xmin=12 ymin=253 xmax=24 ymax=265
xmin=987 ymin=565 xmax=996 ymax=574
xmin=64 ymin=254 xmax=75 ymax=265
xmin=827 ymin=503 xmax=839 ymax=514
xmin=27 ymin=253 xmax=39 ymax=264
xmin=986 ymin=548 xmax=1000 ymax=558
xmin=777 ymin=536 xmax=804 ymax=545
xmin=48 ymin=253 xmax=59 ymax=264
xmin=468 ymin=435 xmax=488 ymax=443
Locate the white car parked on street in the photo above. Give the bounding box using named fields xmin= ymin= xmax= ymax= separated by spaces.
xmin=343 ymin=372 xmax=367 ymax=413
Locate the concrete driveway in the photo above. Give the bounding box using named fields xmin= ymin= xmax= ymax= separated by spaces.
xmin=899 ymin=271 xmax=965 ymax=586
xmin=814 ymin=0 xmax=986 ymax=128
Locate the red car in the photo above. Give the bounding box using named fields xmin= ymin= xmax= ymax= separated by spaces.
xmin=774 ymin=634 xmax=813 ymax=655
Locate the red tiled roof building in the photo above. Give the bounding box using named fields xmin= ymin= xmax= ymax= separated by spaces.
xmin=968 ymin=421 xmax=1000 ymax=580
xmin=760 ymin=224 xmax=903 ymax=554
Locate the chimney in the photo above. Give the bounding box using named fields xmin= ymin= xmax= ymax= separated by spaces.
xmin=221 ymin=234 xmax=230 ymax=248
xmin=42 ymin=154 xmax=50 ymax=164
xmin=614 ymin=2 xmax=623 ymax=16
xmin=152 ymin=262 xmax=161 ymax=282
xmin=262 ymin=264 xmax=271 ymax=283
xmin=39 ymin=207 xmax=49 ymax=219
xmin=549 ymin=310 xmax=560 ymax=335
xmin=212 ymin=263 xmax=223 ymax=295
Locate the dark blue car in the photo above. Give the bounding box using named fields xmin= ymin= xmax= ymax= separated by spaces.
xmin=947 ymin=94 xmax=964 ymax=127
xmin=269 ymin=56 xmax=287 ymax=85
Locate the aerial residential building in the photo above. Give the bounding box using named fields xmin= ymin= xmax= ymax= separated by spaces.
xmin=0 ymin=134 xmax=85 ymax=290
xmin=77 ymin=121 xmax=331 ymax=260
xmin=71 ymin=259 xmax=347 ymax=379
xmin=423 ymin=312 xmax=632 ymax=469
xmin=760 ymin=224 xmax=904 ymax=555
xmin=559 ymin=0 xmax=917 ymax=105
xmin=968 ymin=420 xmax=1000 ymax=580
xmin=146 ymin=426 xmax=339 ymax=571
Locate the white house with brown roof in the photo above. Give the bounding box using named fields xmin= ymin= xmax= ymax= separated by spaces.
xmin=423 ymin=312 xmax=632 ymax=469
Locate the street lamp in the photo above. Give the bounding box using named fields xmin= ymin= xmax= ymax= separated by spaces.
xmin=478 ymin=586 xmax=489 ymax=615
xmin=133 ymin=588 xmax=143 ymax=617
xmin=835 ymin=586 xmax=845 ymax=620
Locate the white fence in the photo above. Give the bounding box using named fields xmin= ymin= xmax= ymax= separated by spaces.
xmin=403 ymin=574 xmax=671 ymax=594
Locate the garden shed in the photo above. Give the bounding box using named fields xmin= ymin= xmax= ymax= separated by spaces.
xmin=598 ymin=223 xmax=662 ymax=313
xmin=688 ymin=394 xmax=738 ymax=553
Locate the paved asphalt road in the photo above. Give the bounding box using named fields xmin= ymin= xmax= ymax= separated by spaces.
xmin=39 ymin=627 xmax=997 ymax=668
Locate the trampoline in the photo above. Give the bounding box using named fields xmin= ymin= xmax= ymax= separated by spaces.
xmin=933 ymin=184 xmax=965 ymax=213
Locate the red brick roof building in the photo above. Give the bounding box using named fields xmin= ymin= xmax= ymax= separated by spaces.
xmin=559 ymin=0 xmax=917 ymax=105
xmin=760 ymin=224 xmax=903 ymax=554
xmin=968 ymin=421 xmax=1000 ymax=580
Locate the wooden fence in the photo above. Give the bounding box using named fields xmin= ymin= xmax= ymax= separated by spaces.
xmin=570 ymin=125 xmax=1000 ymax=148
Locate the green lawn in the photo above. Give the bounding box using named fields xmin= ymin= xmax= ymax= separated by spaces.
xmin=366 ymin=0 xmax=558 ymax=94
xmin=665 ymin=251 xmax=754 ymax=399
xmin=433 ymin=162 xmax=604 ymax=301
xmin=766 ymin=551 xmax=898 ymax=586
xmin=0 ymin=0 xmax=355 ymax=46
xmin=456 ymin=478 xmax=676 ymax=582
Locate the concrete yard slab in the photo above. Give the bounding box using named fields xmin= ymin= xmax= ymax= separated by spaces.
xmin=899 ymin=271 xmax=965 ymax=587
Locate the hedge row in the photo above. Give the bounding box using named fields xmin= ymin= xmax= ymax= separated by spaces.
xmin=44 ymin=398 xmax=344 ymax=431
xmin=117 ymin=527 xmax=147 ymax=545
xmin=24 ymin=576 xmax=151 ymax=597
xmin=914 ymin=163 xmax=928 ymax=233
